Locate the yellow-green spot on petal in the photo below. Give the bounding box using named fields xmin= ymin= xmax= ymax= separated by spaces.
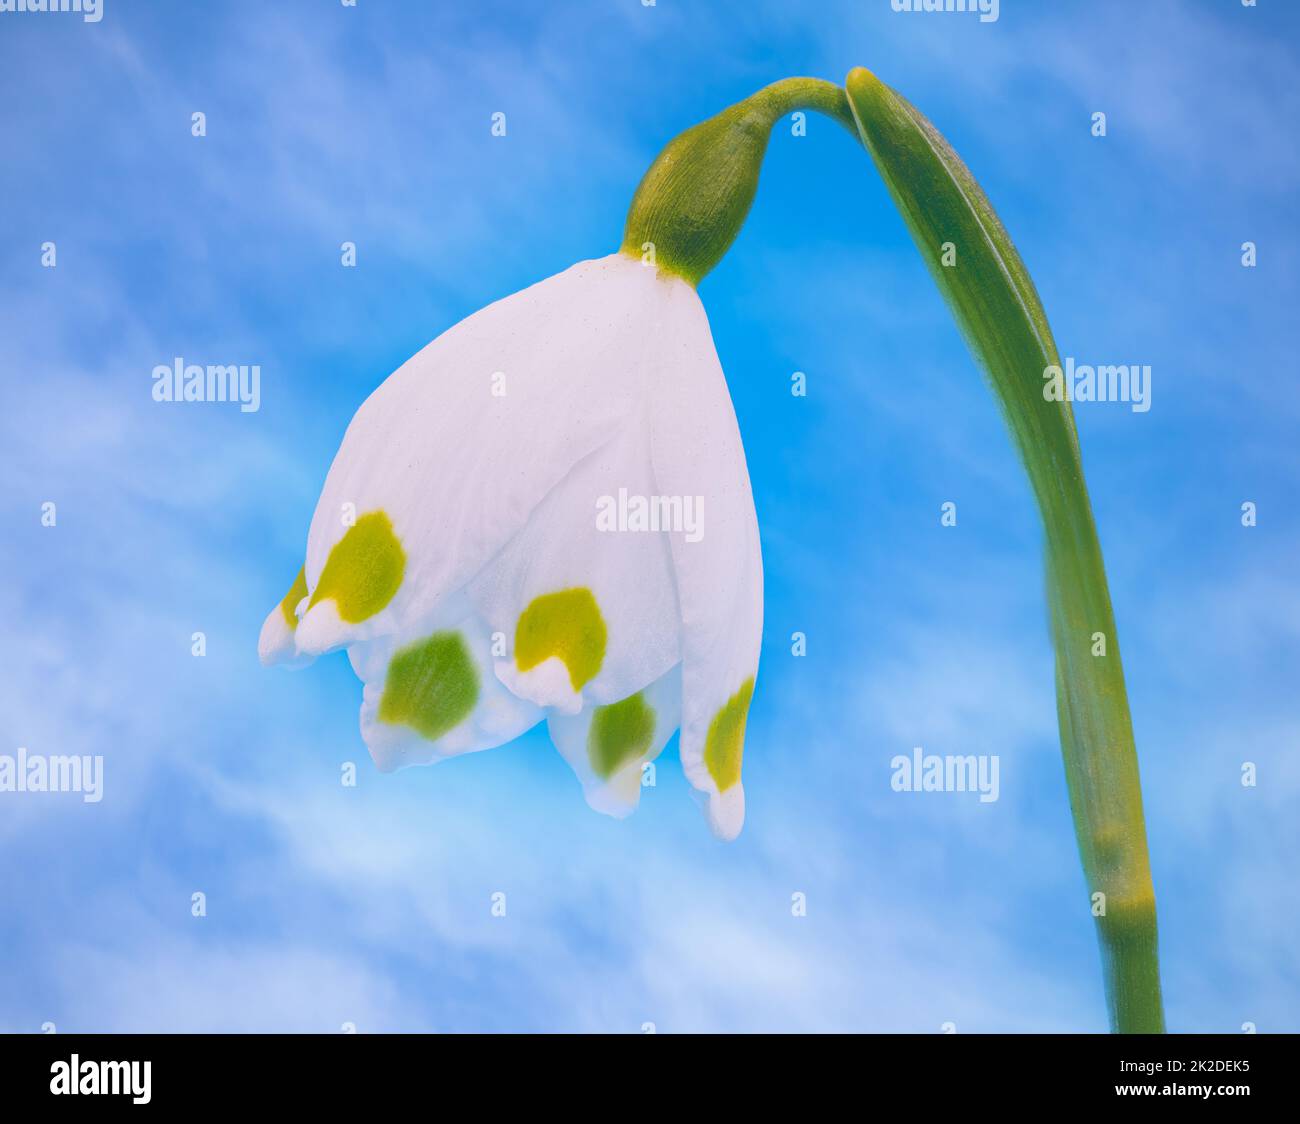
xmin=704 ymin=676 xmax=755 ymax=792
xmin=588 ymin=692 xmax=655 ymax=779
xmin=309 ymin=510 xmax=406 ymax=624
xmin=377 ymin=631 xmax=479 ymax=741
xmin=514 ymin=587 xmax=607 ymax=692
xmin=278 ymin=566 xmax=307 ymax=629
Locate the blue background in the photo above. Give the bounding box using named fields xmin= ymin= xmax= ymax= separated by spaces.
xmin=1 ymin=0 xmax=1296 ymax=1032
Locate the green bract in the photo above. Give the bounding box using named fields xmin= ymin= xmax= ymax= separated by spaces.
xmin=621 ymin=78 xmax=856 ymax=285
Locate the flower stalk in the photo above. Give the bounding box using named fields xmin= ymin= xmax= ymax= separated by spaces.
xmin=628 ymin=68 xmax=1166 ymax=1032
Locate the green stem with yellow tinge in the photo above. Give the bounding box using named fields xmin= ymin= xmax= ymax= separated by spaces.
xmin=624 ymin=70 xmax=1166 ymax=1033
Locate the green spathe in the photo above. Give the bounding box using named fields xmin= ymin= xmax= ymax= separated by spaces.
xmin=378 ymin=631 xmax=479 ymax=741
xmin=621 ymin=78 xmax=856 ymax=285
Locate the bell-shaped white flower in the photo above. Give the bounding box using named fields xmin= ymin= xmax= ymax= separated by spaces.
xmin=260 ymin=253 xmax=761 ymax=839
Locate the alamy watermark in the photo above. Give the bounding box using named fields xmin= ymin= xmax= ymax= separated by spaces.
xmin=891 ymin=746 xmax=1000 ymax=803
xmin=152 ymin=358 xmax=261 ymax=413
xmin=595 ymin=487 xmax=704 ymax=543
xmin=890 ymin=0 xmax=999 ymax=24
xmin=1043 ymin=358 xmax=1152 ymax=413
xmin=50 ymin=1055 xmax=150 ymax=1104
xmin=0 ymin=747 xmax=103 ymax=803
xmin=0 ymin=0 xmax=102 ymax=22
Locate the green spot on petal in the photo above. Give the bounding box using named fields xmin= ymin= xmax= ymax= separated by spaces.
xmin=703 ymin=676 xmax=755 ymax=792
xmin=309 ymin=510 xmax=406 ymax=624
xmin=514 ymin=587 xmax=607 ymax=692
xmin=588 ymin=692 xmax=656 ymax=779
xmin=377 ymin=631 xmax=479 ymax=741
xmin=279 ymin=566 xmax=307 ymax=629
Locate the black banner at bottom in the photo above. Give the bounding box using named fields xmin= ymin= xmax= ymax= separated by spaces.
xmin=0 ymin=1031 xmax=1286 ymax=1109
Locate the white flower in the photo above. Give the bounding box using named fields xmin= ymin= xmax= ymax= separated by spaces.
xmin=259 ymin=253 xmax=761 ymax=839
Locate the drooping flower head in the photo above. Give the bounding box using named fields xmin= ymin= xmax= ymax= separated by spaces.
xmin=260 ymin=250 xmax=760 ymax=838
xmin=255 ymin=76 xmax=857 ymax=840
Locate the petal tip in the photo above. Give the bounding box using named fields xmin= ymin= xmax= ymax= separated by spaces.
xmin=495 ymin=656 xmax=583 ymax=715
xmin=705 ymin=785 xmax=745 ymax=842
xmin=582 ymin=765 xmax=645 ymax=820
xmin=258 ymin=605 xmax=313 ymax=668
xmin=294 ymin=598 xmax=350 ymax=657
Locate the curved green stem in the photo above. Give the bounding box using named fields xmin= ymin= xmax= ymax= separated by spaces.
xmin=625 ymin=70 xmax=1166 ymax=1033
xmin=748 ymin=76 xmax=859 ymax=134
xmin=844 ymin=67 xmax=1164 ymax=1033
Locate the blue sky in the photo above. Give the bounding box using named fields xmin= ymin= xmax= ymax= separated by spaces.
xmin=1 ymin=0 xmax=1297 ymax=1032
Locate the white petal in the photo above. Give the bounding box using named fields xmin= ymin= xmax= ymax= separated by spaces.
xmin=261 ymin=251 xmax=764 ymax=840
xmin=258 ymin=573 xmax=314 ymax=668
xmin=469 ymin=419 xmax=680 ymax=713
xmin=257 ymin=604 xmax=298 ymax=667
xmin=294 ymin=254 xmax=674 ymax=658
xmin=647 ymin=278 xmax=763 ymax=841
xmin=351 ymin=605 xmax=542 ymax=772
xmin=294 ymin=597 xmax=352 ymax=659
xmin=547 ymin=667 xmax=681 ymax=819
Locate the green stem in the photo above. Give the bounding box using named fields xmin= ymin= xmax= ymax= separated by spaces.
xmin=749 ymin=76 xmax=859 ymax=134
xmin=624 ymin=70 xmax=1166 ymax=1032
xmin=842 ymin=69 xmax=1165 ymax=1033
